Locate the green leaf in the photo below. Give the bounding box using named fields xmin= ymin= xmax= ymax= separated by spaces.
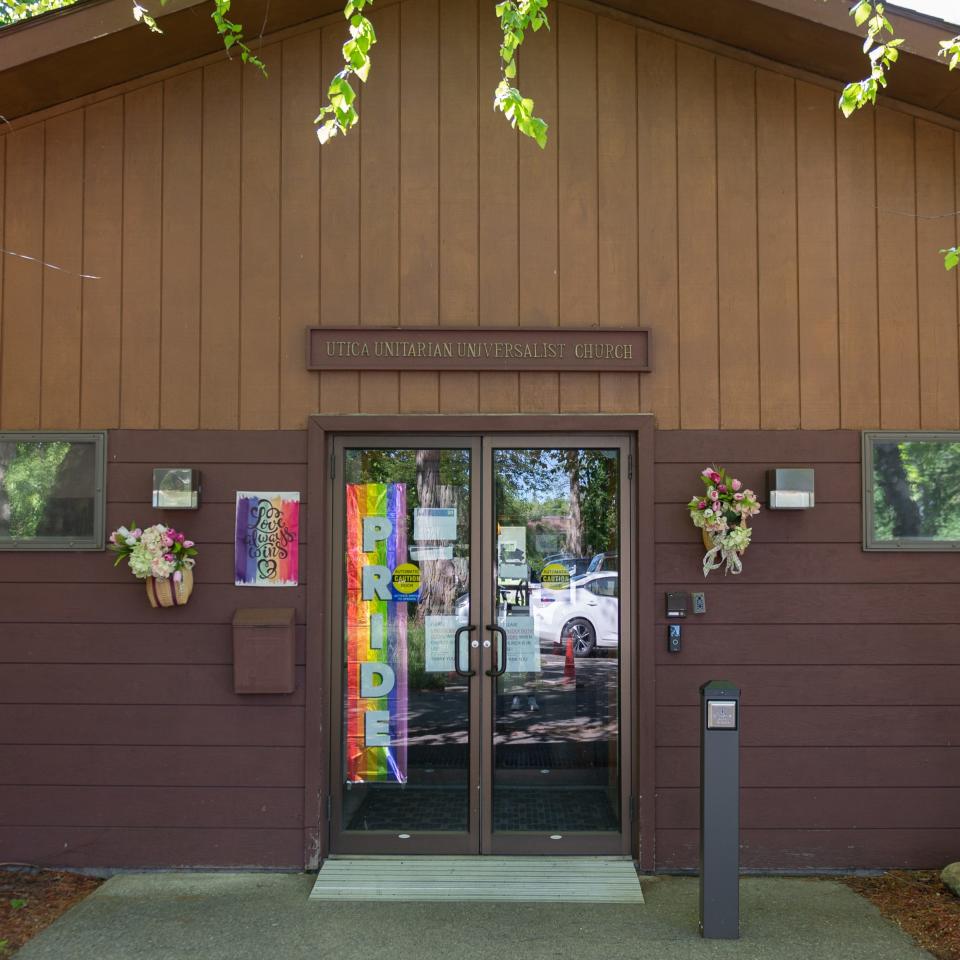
xmin=853 ymin=1 xmax=872 ymax=27
xmin=317 ymin=2 xmax=376 ymax=145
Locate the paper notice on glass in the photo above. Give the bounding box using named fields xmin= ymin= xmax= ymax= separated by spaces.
xmin=414 ymin=507 xmax=457 ymax=542
xmin=410 ymin=544 xmax=454 ymax=562
xmin=497 ymin=525 xmax=528 ymax=580
xmin=503 ymin=616 xmax=540 ymax=673
xmin=425 ymin=615 xmax=462 ymax=673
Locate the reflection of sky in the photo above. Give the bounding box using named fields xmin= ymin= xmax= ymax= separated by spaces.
xmin=496 ymin=449 xmax=617 ymax=505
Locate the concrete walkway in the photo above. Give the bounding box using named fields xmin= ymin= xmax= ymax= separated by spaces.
xmin=14 ymin=872 xmax=933 ymax=960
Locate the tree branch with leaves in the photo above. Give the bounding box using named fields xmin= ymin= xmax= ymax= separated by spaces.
xmin=492 ymin=0 xmax=550 ymax=148
xmin=841 ymin=0 xmax=960 ymax=271
xmin=313 ymin=0 xmax=550 ymax=147
xmin=126 ymin=0 xmax=552 ymax=148
xmin=4 ymin=0 xmax=554 ymax=147
xmin=132 ymin=0 xmax=266 ymax=72
xmin=315 ymin=0 xmax=376 ymax=144
xmin=838 ymin=2 xmax=903 ymax=118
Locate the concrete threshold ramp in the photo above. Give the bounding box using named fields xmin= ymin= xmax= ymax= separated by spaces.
xmin=309 ymin=857 xmax=644 ymax=903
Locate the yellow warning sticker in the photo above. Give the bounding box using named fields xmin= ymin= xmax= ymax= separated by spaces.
xmin=540 ymin=562 xmax=571 ymax=591
xmin=391 ymin=562 xmax=421 ymax=596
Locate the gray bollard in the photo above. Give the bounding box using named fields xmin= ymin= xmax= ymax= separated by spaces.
xmin=699 ymin=679 xmax=740 ymax=939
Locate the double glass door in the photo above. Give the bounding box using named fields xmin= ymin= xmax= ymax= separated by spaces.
xmin=330 ymin=435 xmax=632 ymax=856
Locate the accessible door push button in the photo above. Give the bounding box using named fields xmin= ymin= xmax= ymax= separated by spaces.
xmin=706 ymin=699 xmax=737 ymax=730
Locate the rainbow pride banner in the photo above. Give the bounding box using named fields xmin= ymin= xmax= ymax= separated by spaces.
xmin=234 ymin=492 xmax=300 ymax=587
xmin=345 ymin=483 xmax=408 ymax=783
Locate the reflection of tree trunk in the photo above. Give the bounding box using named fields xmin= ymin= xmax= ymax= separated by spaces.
xmin=565 ymin=452 xmax=583 ymax=556
xmin=415 ymin=449 xmax=456 ymax=620
xmin=36 ymin=444 xmax=95 ymax=538
xmin=875 ymin=443 xmax=921 ymax=536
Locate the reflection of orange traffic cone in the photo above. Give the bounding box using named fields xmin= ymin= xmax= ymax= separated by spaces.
xmin=563 ymin=632 xmax=576 ymax=685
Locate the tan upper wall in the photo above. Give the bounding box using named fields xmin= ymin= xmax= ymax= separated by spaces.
xmin=0 ymin=0 xmax=958 ymax=430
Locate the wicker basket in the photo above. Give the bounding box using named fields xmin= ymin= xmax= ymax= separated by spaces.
xmin=145 ymin=567 xmax=194 ymax=608
xmin=702 ymin=519 xmax=749 ymax=553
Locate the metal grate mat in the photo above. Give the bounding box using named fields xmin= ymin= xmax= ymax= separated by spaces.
xmin=309 ymin=856 xmax=644 ymax=903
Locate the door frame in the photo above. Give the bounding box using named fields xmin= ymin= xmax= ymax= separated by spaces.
xmin=305 ymin=414 xmax=656 ymax=869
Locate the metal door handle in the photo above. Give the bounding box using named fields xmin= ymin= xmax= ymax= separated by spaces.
xmin=454 ymin=625 xmax=477 ymax=677
xmin=485 ymin=625 xmax=507 ymax=677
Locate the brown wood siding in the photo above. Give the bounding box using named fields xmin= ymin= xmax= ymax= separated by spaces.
xmin=0 ymin=430 xmax=307 ymax=869
xmin=654 ymin=430 xmax=960 ymax=870
xmin=1 ymin=422 xmax=957 ymax=869
xmin=3 ymin=0 xmax=960 ymax=428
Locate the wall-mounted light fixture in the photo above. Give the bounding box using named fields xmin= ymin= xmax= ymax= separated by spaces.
xmin=152 ymin=468 xmax=202 ymax=510
xmin=766 ymin=468 xmax=814 ymax=510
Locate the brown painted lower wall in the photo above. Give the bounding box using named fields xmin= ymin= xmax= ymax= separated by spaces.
xmin=654 ymin=430 xmax=960 ymax=870
xmin=0 ymin=430 xmax=309 ymax=869
xmin=0 ymin=427 xmax=957 ymax=870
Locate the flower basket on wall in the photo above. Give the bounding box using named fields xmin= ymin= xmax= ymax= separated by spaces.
xmin=109 ymin=523 xmax=199 ymax=608
xmin=146 ymin=566 xmax=194 ymax=608
xmin=688 ymin=467 xmax=760 ymax=576
xmin=701 ymin=520 xmax=749 ymax=554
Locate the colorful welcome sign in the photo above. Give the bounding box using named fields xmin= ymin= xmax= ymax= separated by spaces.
xmin=234 ymin=492 xmax=300 ymax=587
xmin=345 ymin=483 xmax=409 ymax=783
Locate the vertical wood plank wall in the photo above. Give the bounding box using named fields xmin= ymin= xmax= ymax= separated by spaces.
xmin=1 ymin=0 xmax=960 ymax=873
xmin=2 ymin=0 xmax=959 ymax=430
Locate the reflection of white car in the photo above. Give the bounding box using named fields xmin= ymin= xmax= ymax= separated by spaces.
xmin=532 ymin=572 xmax=619 ymax=657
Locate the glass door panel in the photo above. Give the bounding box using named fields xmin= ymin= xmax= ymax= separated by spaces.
xmin=330 ymin=434 xmax=630 ymax=857
xmin=486 ymin=443 xmax=627 ymax=854
xmin=334 ymin=442 xmax=478 ymax=854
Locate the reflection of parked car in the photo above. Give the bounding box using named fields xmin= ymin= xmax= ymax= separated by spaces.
xmin=533 ymin=572 xmax=619 ymax=657
xmin=573 ymin=551 xmax=619 ymax=582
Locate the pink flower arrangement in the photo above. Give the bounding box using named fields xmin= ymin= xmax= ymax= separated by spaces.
xmin=109 ymin=522 xmax=198 ymax=582
xmin=687 ymin=466 xmax=761 ymax=576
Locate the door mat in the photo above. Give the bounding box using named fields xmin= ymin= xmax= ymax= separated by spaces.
xmin=309 ymin=857 xmax=644 ymax=903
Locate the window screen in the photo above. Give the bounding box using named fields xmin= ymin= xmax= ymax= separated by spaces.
xmin=863 ymin=431 xmax=960 ymax=550
xmin=0 ymin=432 xmax=106 ymax=550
